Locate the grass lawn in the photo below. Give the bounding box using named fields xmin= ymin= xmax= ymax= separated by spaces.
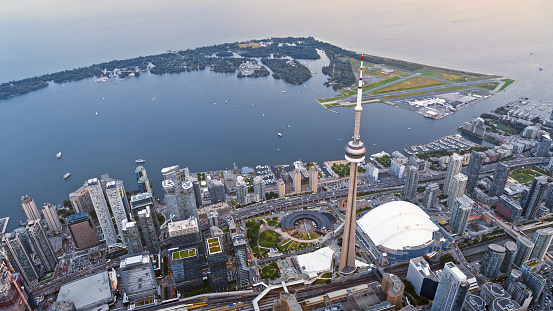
xmin=495 ymin=123 xmax=516 ymax=132
xmin=430 ymin=86 xmax=468 ymax=93
xmin=474 ymin=82 xmax=500 ymax=91
xmin=382 ymin=91 xmax=427 ymax=100
xmin=259 ymin=230 xmax=281 ymax=248
xmin=321 ymin=272 xmax=332 ymax=278
xmin=260 ymin=263 xmax=280 ymax=279
xmin=498 ymin=79 xmax=515 ymax=92
xmin=362 ymin=76 xmax=401 ymax=91
xmin=373 ymin=77 xmax=447 ymax=94
xmin=312 ymin=279 xmax=331 ymax=285
xmin=510 ymin=168 xmax=544 ymax=184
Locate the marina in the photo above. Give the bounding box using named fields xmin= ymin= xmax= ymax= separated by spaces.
xmin=404 ymin=134 xmax=478 ymax=155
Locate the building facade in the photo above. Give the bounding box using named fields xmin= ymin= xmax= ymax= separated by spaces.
xmin=422 ymin=183 xmax=440 ymax=210
xmin=447 ymin=173 xmax=467 ymax=209
xmin=529 ymin=227 xmax=553 ymax=261
xmin=42 ymin=203 xmax=62 ymax=233
xmin=513 ymin=236 xmax=535 ymax=267
xmin=403 ymin=165 xmax=419 ymax=200
xmin=480 ymin=244 xmax=506 ymax=280
xmin=444 ymin=154 xmax=463 ymax=196
xmin=450 ymin=195 xmax=473 ymax=235
xmin=466 ymin=151 xmax=484 ymax=193
xmin=26 ymin=220 xmax=58 ymax=272
xmin=20 ymin=195 xmax=40 ymax=222
xmin=431 ymin=262 xmax=469 ymax=311
xmin=489 ymin=163 xmax=510 ymax=197
xmin=87 ymin=178 xmax=118 ymax=245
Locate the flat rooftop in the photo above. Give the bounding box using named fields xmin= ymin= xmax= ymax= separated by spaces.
xmin=207 ymin=237 xmax=222 ymax=255
xmin=57 ymin=271 xmax=113 ymax=310
xmin=172 ymin=248 xmax=197 ymax=260
xmin=0 ymin=217 xmax=8 ymax=235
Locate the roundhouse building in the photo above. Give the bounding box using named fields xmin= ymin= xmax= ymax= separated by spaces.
xmin=357 ymin=201 xmax=444 ymax=265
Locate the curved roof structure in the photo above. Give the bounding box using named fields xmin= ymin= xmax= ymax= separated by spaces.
xmin=357 ymin=201 xmax=439 ymax=251
xmin=280 ymin=210 xmax=333 ymax=230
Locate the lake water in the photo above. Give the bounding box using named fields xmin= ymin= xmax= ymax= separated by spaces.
xmin=0 ymin=0 xmax=552 ymax=231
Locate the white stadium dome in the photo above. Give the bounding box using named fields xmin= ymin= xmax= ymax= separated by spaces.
xmin=357 ymin=200 xmax=439 ymax=252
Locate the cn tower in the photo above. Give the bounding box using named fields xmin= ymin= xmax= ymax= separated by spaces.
xmin=339 ymin=56 xmax=367 ymax=273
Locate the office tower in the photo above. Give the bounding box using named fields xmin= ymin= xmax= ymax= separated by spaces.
xmin=20 ymin=195 xmax=40 ymax=222
xmin=236 ymin=177 xmax=248 ymax=205
xmin=500 ymin=241 xmax=518 ymax=273
xmin=87 ymin=178 xmax=118 ymax=245
xmin=232 ymin=234 xmax=251 ymax=289
xmin=161 ymin=165 xmax=187 ymax=215
xmin=130 ymin=192 xmax=156 ymax=225
xmin=530 ymin=227 xmax=553 ymax=261
xmin=121 ymin=220 xmax=143 ymax=254
xmin=69 ymin=184 xmax=94 ymax=214
xmin=366 ymin=163 xmax=379 ymax=184
xmin=520 ymin=258 xmax=546 ymax=300
xmin=489 ymin=163 xmax=510 ymax=197
xmin=521 ymin=176 xmax=548 ymax=219
xmin=339 ymin=56 xmax=367 ymax=273
xmin=480 ymin=282 xmax=511 ymax=305
xmin=409 ymin=155 xmax=426 ymax=172
xmin=431 ymin=262 xmax=469 ymax=311
xmin=0 ymin=259 xmax=35 ymax=311
xmin=309 ymin=166 xmax=318 ymax=193
xmin=480 ymin=244 xmax=506 ymax=279
xmin=381 ymin=273 xmax=404 ymax=311
xmin=513 ymin=236 xmax=535 ymax=267
xmin=2 ymin=233 xmax=38 ymax=285
xmin=119 ymin=253 xmax=158 ymax=305
xmin=253 ymin=176 xmax=266 ymax=201
xmin=496 ymin=195 xmax=523 ymax=223
xmin=422 ymin=183 xmax=440 ymax=210
xmin=105 ymin=181 xmax=131 ymax=237
xmin=67 ymin=213 xmax=100 ymax=249
xmin=403 ymin=166 xmax=420 ymax=200
xmin=466 ymin=151 xmax=484 ymax=193
xmin=273 ymin=292 xmax=302 ymax=311
xmin=163 ymin=180 xmax=184 ymax=221
xmin=292 ymin=169 xmax=301 ymax=195
xmin=390 ymin=158 xmax=405 ymax=178
xmin=42 ymin=203 xmax=62 ymax=233
xmin=447 ymin=173 xmax=467 ymax=209
xmin=444 ymin=154 xmax=463 ymax=196
xmin=536 ymin=136 xmax=552 ymax=157
xmin=26 ymin=220 xmax=57 ymax=272
xmin=206 ymin=237 xmax=228 ymax=291
xmin=277 ymin=178 xmax=286 ymax=198
xmin=207 ymin=211 xmax=218 ymax=228
xmin=135 ymin=166 xmax=153 ymax=194
xmin=450 ymin=195 xmax=474 ymax=235
xmin=168 ymin=218 xmax=202 ymax=248
xmin=181 ymin=180 xmax=199 ymax=219
xmin=192 ymin=180 xmax=202 ymax=208
xmin=138 ymin=206 xmax=159 ymax=255
xmin=406 ymin=257 xmax=439 ymax=300
xmin=207 ymin=180 xmax=225 ymax=204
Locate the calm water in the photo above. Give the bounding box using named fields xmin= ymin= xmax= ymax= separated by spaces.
xmin=0 ymin=0 xmax=552 ymax=231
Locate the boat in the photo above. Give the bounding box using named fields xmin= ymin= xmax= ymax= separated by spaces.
xmin=225 ymin=100 xmax=228 ymax=103
xmin=539 ymin=68 xmax=543 ymax=71
xmin=56 ymin=152 xmax=62 ymax=159
xmin=135 ymin=159 xmax=146 ymax=164
xmin=277 ymin=133 xmax=283 ymax=137
xmin=282 ymin=91 xmax=286 ymax=93
xmin=63 ymin=172 xmax=71 ymax=179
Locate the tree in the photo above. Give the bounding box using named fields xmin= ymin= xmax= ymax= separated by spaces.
xmin=63 ymin=200 xmax=72 ymax=208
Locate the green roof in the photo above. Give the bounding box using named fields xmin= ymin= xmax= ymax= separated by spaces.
xmin=171 ymin=248 xmax=197 ymax=260
xmin=207 ymin=237 xmax=222 ymax=255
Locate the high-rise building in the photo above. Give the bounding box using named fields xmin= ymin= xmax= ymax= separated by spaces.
xmin=137 ymin=206 xmax=159 ymax=255
xmin=521 ymin=176 xmax=548 ymax=219
xmin=87 ymin=178 xmax=118 ymax=245
xmin=26 ymin=220 xmax=57 ymax=272
xmin=206 ymin=237 xmax=228 ymax=291
xmin=253 ymin=176 xmax=266 ymax=201
xmin=309 ymin=166 xmax=318 ymax=193
xmin=135 ymin=166 xmax=153 ymax=194
xmin=67 ymin=212 xmax=99 ymax=250
xmin=431 ymin=262 xmax=469 ymax=311
xmin=409 ymin=155 xmax=426 ymax=172
xmin=403 ymin=165 xmax=419 ymax=200
xmin=192 ymin=180 xmax=202 ymax=208
xmin=232 ymin=234 xmax=251 ymax=289
xmin=466 ymin=151 xmax=484 ymax=193
xmin=500 ymin=241 xmax=518 ymax=273
xmin=168 ymin=218 xmax=202 ymax=248
xmin=480 ymin=244 xmax=506 ymax=280
xmin=339 ymin=58 xmax=367 ymax=273
xmin=480 ymin=282 xmax=511 ymax=305
xmin=163 ymin=179 xmax=184 ymax=221
xmin=520 ymin=258 xmax=546 ymax=300
xmin=545 ymin=183 xmax=553 ymax=211
xmin=489 ymin=163 xmax=510 ymax=197
xmin=504 ymin=281 xmax=533 ymax=311
xmin=0 ymin=259 xmax=35 ymax=311
xmin=390 ymin=158 xmax=405 ymax=179
xmin=513 ymin=236 xmax=535 ymax=267
xmin=444 ymin=154 xmax=463 ymax=196
xmin=381 ymin=273 xmax=404 ymax=311
xmin=119 ymin=253 xmax=158 ymax=305
xmin=170 ymin=244 xmax=203 ymax=292
xmin=530 ymin=227 xmax=553 ymax=261
xmin=464 ymin=294 xmax=486 ymax=311
xmin=447 ymin=173 xmax=467 ymax=209
xmin=121 ymin=220 xmax=143 ymax=254
xmin=292 ymin=169 xmax=301 ymax=195
xmin=42 ymin=203 xmax=62 ymax=233
xmin=273 ymin=292 xmax=302 ymax=311
xmin=105 ymin=181 xmax=131 ymax=238
xmin=2 ymin=232 xmax=38 ymax=285
xmin=450 ymin=195 xmax=473 ymax=235
xmin=277 ymin=178 xmax=286 ymax=198
xmin=207 ymin=180 xmax=225 ymax=204
xmin=20 ymin=195 xmax=40 ymax=222
xmin=406 ymin=257 xmax=439 ymax=300
xmin=236 ymin=177 xmax=248 ymax=205
xmin=496 ymin=195 xmax=523 ymax=223
xmin=536 ymin=136 xmax=552 ymax=157
xmin=504 ymin=268 xmax=522 ymax=291
xmin=366 ymin=163 xmax=379 ymax=184
xmin=130 ymin=192 xmax=155 ymax=223
xmin=69 ymin=184 xmax=94 ymax=214
xmin=181 ymin=180 xmax=199 ymax=219
xmin=422 ymin=183 xmax=440 ymax=210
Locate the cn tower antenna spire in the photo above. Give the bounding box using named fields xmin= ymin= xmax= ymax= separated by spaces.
xmin=339 ymin=54 xmax=367 ymax=273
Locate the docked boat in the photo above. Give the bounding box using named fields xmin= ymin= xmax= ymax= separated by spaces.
xmin=135 ymin=159 xmax=146 ymax=164
xmin=63 ymin=172 xmax=71 ymax=179
xmin=56 ymin=152 xmax=62 ymax=159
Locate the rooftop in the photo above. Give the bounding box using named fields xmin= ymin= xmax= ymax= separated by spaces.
xmin=120 ymin=253 xmax=150 ymax=268
xmin=207 ymin=237 xmax=222 ymax=255
xmin=57 ymin=271 xmax=113 ymax=310
xmin=168 ymin=217 xmax=199 ymax=237
xmin=172 ymin=248 xmax=197 ymax=260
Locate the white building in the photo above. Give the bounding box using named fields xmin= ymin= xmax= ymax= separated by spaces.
xmin=21 ymin=195 xmax=40 ymax=222
xmin=253 ymin=176 xmax=266 ymax=200
xmin=444 ymin=154 xmax=463 ymax=196
xmin=292 ymin=169 xmax=301 ymax=194
xmin=42 ymin=203 xmax=62 ymax=233
xmin=390 ymin=158 xmax=405 ymax=178
xmin=87 ymin=178 xmax=118 ymax=245
xmin=366 ymin=163 xmax=379 ymax=184
xmin=105 ymin=181 xmax=130 ymax=238
xmin=309 ymin=166 xmax=318 ymax=193
xmin=431 ymin=262 xmax=469 ymax=311
xmin=236 ymin=176 xmax=248 ymax=205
